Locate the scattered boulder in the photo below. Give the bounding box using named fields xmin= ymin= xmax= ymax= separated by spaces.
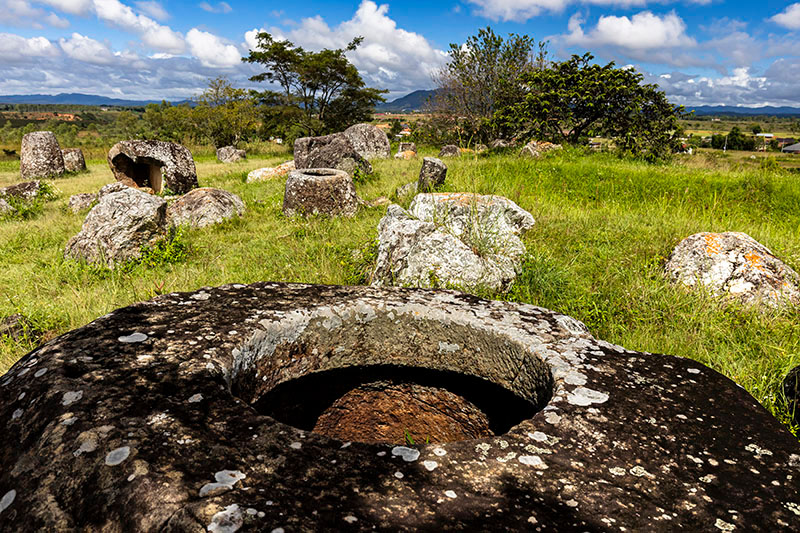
xmin=372 ymin=193 xmax=534 ymax=291
xmin=520 ymin=140 xmax=562 ymax=158
xmin=294 ymin=133 xmax=372 ymax=175
xmin=167 ymin=188 xmax=245 ymax=228
xmin=489 ymin=139 xmax=513 ymax=149
xmin=417 ymin=157 xmax=447 ymax=192
xmin=216 ymin=146 xmax=246 ymax=163
xmin=0 ymin=180 xmax=41 ymax=202
xmin=20 ymin=131 xmax=65 ymax=180
xmin=665 ymin=232 xmax=800 ymax=307
xmin=0 ymin=198 xmax=13 ymax=216
xmin=62 ymin=148 xmax=86 ymax=172
xmin=64 ymin=186 xmax=167 ymax=267
xmin=344 ymin=123 xmax=391 ymax=160
xmin=2 ymin=281 xmax=799 ymax=531
xmin=68 ymin=193 xmax=97 ymax=214
xmin=107 ymin=140 xmax=198 ymax=194
xmin=97 ymin=182 xmax=132 ymax=198
xmin=475 ymin=143 xmax=488 ymax=153
xmin=438 ymin=145 xmax=460 ymax=158
xmin=283 ymin=168 xmax=359 ymax=218
xmin=246 ymin=161 xmax=295 ymax=183
xmin=394 ymin=142 xmax=417 ymax=159
xmin=784 ymin=365 xmax=800 ymax=424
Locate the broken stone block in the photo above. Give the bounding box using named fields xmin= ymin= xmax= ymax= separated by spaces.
xmin=107 ymin=140 xmax=198 ymax=194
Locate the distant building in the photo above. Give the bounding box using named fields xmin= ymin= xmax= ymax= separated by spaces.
xmin=782 ymin=142 xmax=800 ymax=154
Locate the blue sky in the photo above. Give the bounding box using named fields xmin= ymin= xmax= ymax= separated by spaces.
xmin=1 ymin=1 xmax=799 ymax=107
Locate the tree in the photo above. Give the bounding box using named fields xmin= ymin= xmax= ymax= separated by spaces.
xmin=751 ymin=123 xmax=762 ymax=134
xmin=192 ymin=77 xmax=258 ymax=148
xmin=140 ymin=101 xmax=193 ymax=143
xmin=430 ymin=27 xmax=547 ymax=142
xmin=243 ymin=33 xmax=385 ymax=140
xmin=497 ymin=53 xmax=686 ymax=159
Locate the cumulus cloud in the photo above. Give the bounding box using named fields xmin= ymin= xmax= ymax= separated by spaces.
xmin=186 ymin=28 xmax=242 ymax=68
xmin=466 ymin=0 xmax=713 ymax=22
xmin=38 ymin=0 xmax=94 ymax=15
xmin=4 ymin=0 xmax=72 ymax=28
xmin=198 ymin=1 xmax=232 ymax=14
xmin=565 ymin=11 xmax=695 ymax=50
xmin=134 ymin=0 xmax=169 ymax=20
xmin=59 ymin=32 xmax=115 ymax=64
xmin=0 ymin=34 xmax=61 ymax=61
xmin=266 ymin=1 xmax=447 ymax=95
xmin=770 ymin=3 xmax=800 ymax=30
xmin=92 ymin=0 xmax=185 ymax=53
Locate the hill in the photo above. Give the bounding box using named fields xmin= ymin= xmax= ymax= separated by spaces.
xmin=689 ymin=105 xmax=800 ymax=117
xmin=0 ymin=93 xmax=183 ymax=107
xmin=376 ymin=89 xmax=439 ymax=112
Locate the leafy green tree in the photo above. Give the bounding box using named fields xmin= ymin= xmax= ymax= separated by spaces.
xmin=497 ymin=53 xmax=686 ymax=159
xmin=751 ymin=123 xmax=762 ymax=134
xmin=140 ymin=101 xmax=193 ymax=143
xmin=192 ymin=77 xmax=258 ymax=148
xmin=243 ymin=33 xmax=385 ymax=140
xmin=431 ymin=26 xmax=547 ymax=142
xmin=115 ymin=110 xmax=141 ymax=139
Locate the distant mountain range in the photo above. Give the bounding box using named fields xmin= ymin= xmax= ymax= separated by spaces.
xmin=376 ymin=89 xmax=439 ymax=112
xmin=0 ymin=93 xmax=183 ymax=106
xmin=3 ymin=91 xmax=800 ymax=117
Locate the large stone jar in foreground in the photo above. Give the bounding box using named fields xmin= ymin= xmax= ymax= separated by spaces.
xmin=108 ymin=140 xmax=198 ymax=194
xmin=0 ymin=282 xmax=798 ymax=531
xmin=283 ymin=168 xmax=358 ymax=217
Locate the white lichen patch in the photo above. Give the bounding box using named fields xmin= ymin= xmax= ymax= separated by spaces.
xmin=105 ymin=446 xmax=130 ymax=466
xmin=608 ymin=467 xmax=627 ymax=476
xmin=34 ymin=368 xmax=47 ymax=378
xmin=423 ymin=460 xmax=438 ymax=471
xmin=208 ymin=503 xmax=243 ymax=533
xmin=11 ymin=409 xmax=23 ymax=420
xmin=563 ymin=371 xmax=587 ymax=386
xmin=118 ymin=332 xmax=148 ymax=343
xmin=344 ymin=515 xmax=358 ymax=523
xmin=200 ymin=470 xmax=246 ymax=497
xmin=394 ymin=471 xmax=404 ymax=479
xmin=566 ymin=387 xmax=609 ymax=406
xmin=289 ymin=442 xmax=302 ymax=450
xmin=61 ymin=390 xmax=83 ymax=406
xmin=744 ymin=443 xmax=772 ymax=459
xmin=391 ymin=446 xmax=420 ymax=462
xmin=437 ymin=341 xmax=460 ymax=354
xmin=544 ymin=412 xmax=561 ymax=425
xmin=529 ymin=431 xmax=549 ymax=442
xmin=433 ymin=447 xmax=446 ymax=457
xmin=497 ymin=452 xmax=517 ymax=463
xmin=73 ymin=439 xmax=97 ymax=457
xmin=444 ymin=490 xmax=457 ymax=499
xmin=0 ymin=490 xmax=15 ymax=514
xmin=518 ymin=456 xmax=548 ymax=469
xmin=785 ymin=502 xmax=800 ymax=516
xmin=188 ymin=393 xmax=203 ymax=403
xmin=629 ymin=466 xmax=654 ymax=478
xmin=715 ymin=518 xmax=736 ymax=531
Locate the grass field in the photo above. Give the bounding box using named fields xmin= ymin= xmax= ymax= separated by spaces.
xmin=1 ymin=145 xmax=799 ymax=437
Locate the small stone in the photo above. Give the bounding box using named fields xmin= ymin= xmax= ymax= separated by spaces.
xmin=105 ymin=446 xmax=130 ymax=466
xmin=167 ymin=188 xmax=245 ymax=228
xmin=216 ymin=146 xmax=246 ymax=163
xmin=417 ymin=157 xmax=447 ymax=192
xmin=62 ymin=148 xmax=87 ymax=172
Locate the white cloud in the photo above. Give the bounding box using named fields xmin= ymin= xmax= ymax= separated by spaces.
xmin=92 ymin=0 xmax=185 ymax=53
xmin=186 ymin=28 xmax=242 ymax=68
xmin=244 ymin=28 xmax=266 ymax=51
xmin=198 ymin=1 xmax=232 ymax=14
xmin=565 ymin=11 xmax=695 ymax=50
xmin=0 ymin=33 xmax=61 ymax=61
xmin=38 ymin=0 xmax=93 ymax=14
xmin=134 ymin=0 xmax=169 ymax=20
xmin=45 ymin=12 xmax=71 ymax=27
xmin=4 ymin=0 xmax=72 ymax=28
xmin=269 ymin=1 xmax=447 ymax=95
xmin=770 ymin=3 xmax=800 ymax=30
xmin=465 ymin=0 xmax=568 ymax=22
xmin=59 ymin=32 xmax=115 ymax=64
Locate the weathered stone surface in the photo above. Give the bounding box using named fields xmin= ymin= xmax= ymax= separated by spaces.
xmin=344 ymin=123 xmax=390 ymax=160
xmin=489 ymin=139 xmax=513 ymax=149
xmin=665 ymin=232 xmax=800 ymax=307
xmin=520 ymin=141 xmax=562 ymax=158
xmin=62 ymin=148 xmax=86 ymax=172
xmin=283 ymin=168 xmax=358 ymax=218
xmin=98 ymin=182 xmax=131 ymax=198
xmin=294 ymin=133 xmax=372 ymax=175
xmin=64 ymin=187 xmax=167 ymax=267
xmin=1 ymin=282 xmax=799 ymax=531
xmin=0 ymin=198 xmax=13 ymax=216
xmin=216 ymin=146 xmax=246 ymax=163
xmin=68 ymin=193 xmax=97 ymax=214
xmin=784 ymin=365 xmax=800 ymax=424
xmin=438 ymin=145 xmax=461 ymax=158
xmin=246 ymin=161 xmax=295 ymax=183
xmin=373 ymin=193 xmax=534 ymax=291
xmin=0 ymin=181 xmax=41 ymax=202
xmin=108 ymin=140 xmax=198 ymax=194
xmin=167 ymin=188 xmax=245 ymax=228
xmin=395 ymin=181 xmax=418 ymax=198
xmin=20 ymin=131 xmax=65 ymax=180
xmin=417 ymin=157 xmax=447 ymax=192
xmin=398 ymin=142 xmax=417 ymax=153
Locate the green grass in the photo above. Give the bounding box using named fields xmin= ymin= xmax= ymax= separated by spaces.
xmin=1 ymin=145 xmax=799 ymax=436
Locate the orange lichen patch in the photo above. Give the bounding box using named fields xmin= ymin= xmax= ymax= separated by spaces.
xmin=744 ymin=251 xmax=765 ymax=272
xmin=704 ymin=233 xmax=723 ymax=256
xmin=459 ymin=148 xmax=475 ymax=154
xmin=397 ymin=150 xmax=416 ymax=160
xmin=429 ymin=193 xmax=498 ymax=207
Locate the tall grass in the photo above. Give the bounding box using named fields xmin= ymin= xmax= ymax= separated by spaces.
xmin=0 ymin=146 xmax=798 ymax=436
